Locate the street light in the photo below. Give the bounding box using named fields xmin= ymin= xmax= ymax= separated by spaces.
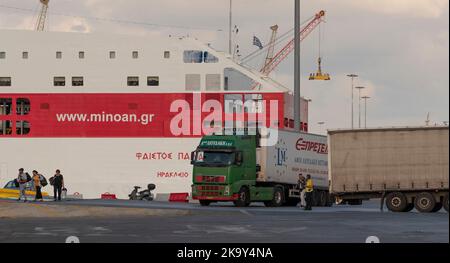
xmin=361 ymin=96 xmax=371 ymax=129
xmin=355 ymin=86 xmax=365 ymax=128
xmin=347 ymin=74 xmax=358 ymax=129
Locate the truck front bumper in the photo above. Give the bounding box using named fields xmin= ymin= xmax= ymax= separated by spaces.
xmin=193 ymin=194 xmax=239 ymax=201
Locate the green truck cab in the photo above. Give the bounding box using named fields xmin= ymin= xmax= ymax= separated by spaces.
xmin=191 ymin=130 xmax=331 ymax=207
xmin=191 ymin=135 xmax=281 ymax=207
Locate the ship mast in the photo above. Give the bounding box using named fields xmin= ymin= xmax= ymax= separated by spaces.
xmin=35 ymin=0 xmax=50 ymax=31
xmin=228 ymin=0 xmax=233 ymax=55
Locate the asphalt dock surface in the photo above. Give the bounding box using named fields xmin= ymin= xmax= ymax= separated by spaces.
xmin=0 ymin=199 xmax=448 ymax=243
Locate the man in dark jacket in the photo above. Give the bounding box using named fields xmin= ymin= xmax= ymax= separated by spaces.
xmin=17 ymin=168 xmax=28 ymax=202
xmin=53 ymin=169 xmax=64 ymax=201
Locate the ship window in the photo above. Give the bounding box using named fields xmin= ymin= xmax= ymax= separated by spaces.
xmin=184 ymin=50 xmax=203 ymax=63
xmin=206 ymin=74 xmax=221 ymax=91
xmin=110 ymin=51 xmax=116 ymax=59
xmin=185 ymin=74 xmax=201 ymax=91
xmin=16 ymin=121 xmax=30 ymax=136
xmin=72 ymin=76 xmax=84 ymax=86
xmin=16 ymin=98 xmax=30 ymax=115
xmin=147 ymin=76 xmax=159 ymax=86
xmin=164 ymin=51 xmax=170 ymax=59
xmin=54 ymin=77 xmax=66 ymax=86
xmin=56 ymin=51 xmax=62 ymax=59
xmin=0 ymin=77 xmax=11 ymax=87
xmin=127 ymin=76 xmax=139 ymax=86
xmin=22 ymin=52 xmax=29 ymax=59
xmin=224 ymin=68 xmax=256 ymax=91
xmin=79 ymin=51 xmax=85 ymax=59
xmin=0 ymin=98 xmax=12 ymax=115
xmin=204 ymin=52 xmax=218 ymax=63
xmin=0 ymin=52 xmax=5 ymax=59
xmin=132 ymin=51 xmax=139 ymax=59
xmin=0 ymin=120 xmax=12 ymax=136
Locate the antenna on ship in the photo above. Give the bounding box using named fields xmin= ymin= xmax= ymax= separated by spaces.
xmin=35 ymin=0 xmax=50 ymax=31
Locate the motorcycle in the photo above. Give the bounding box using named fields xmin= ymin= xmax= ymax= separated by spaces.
xmin=129 ymin=184 xmax=156 ymax=201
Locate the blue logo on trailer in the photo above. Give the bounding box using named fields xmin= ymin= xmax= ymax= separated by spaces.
xmin=276 ymin=148 xmax=287 ymax=166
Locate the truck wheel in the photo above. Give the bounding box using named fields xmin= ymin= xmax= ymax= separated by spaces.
xmin=326 ymin=193 xmax=334 ymax=207
xmin=312 ymin=191 xmax=321 ymax=207
xmin=403 ymin=203 xmax=414 ymax=212
xmin=233 ymin=187 xmax=250 ymax=207
xmin=444 ymin=194 xmax=449 ymax=212
xmin=414 ymin=192 xmax=436 ymax=213
xmin=265 ymin=187 xmax=284 ymax=207
xmin=199 ymin=200 xmax=211 ymax=207
xmin=431 ymin=203 xmax=443 ymax=213
xmin=386 ymin=192 xmax=408 ymax=212
xmin=319 ymin=191 xmax=328 ymax=207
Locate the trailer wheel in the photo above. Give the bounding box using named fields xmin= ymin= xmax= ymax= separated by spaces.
xmin=386 ymin=192 xmax=408 ymax=212
xmin=444 ymin=194 xmax=449 ymax=212
xmin=264 ymin=187 xmax=284 ymax=207
xmin=199 ymin=200 xmax=211 ymax=207
xmin=414 ymin=192 xmax=436 ymax=213
xmin=233 ymin=187 xmax=250 ymax=207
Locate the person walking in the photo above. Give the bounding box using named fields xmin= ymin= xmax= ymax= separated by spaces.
xmin=52 ymin=169 xmax=64 ymax=201
xmin=32 ymin=170 xmax=44 ymax=202
xmin=17 ymin=168 xmax=28 ymax=202
xmin=297 ymin=174 xmax=306 ymax=208
xmin=304 ymin=175 xmax=314 ymax=211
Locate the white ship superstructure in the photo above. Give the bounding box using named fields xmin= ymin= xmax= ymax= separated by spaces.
xmin=0 ymin=30 xmax=309 ymax=198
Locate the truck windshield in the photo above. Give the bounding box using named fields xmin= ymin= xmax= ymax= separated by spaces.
xmin=193 ymin=151 xmax=235 ymax=167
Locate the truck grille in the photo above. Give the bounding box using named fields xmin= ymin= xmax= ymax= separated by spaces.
xmin=196 ymin=185 xmax=225 ymax=196
xmin=195 ymin=176 xmax=226 ymax=183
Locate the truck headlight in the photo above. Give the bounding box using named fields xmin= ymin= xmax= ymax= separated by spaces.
xmin=224 ymin=186 xmax=230 ymax=196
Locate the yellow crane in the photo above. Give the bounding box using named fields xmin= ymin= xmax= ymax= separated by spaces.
xmin=35 ymin=0 xmax=50 ymax=31
xmin=309 ymin=20 xmax=331 ymax=81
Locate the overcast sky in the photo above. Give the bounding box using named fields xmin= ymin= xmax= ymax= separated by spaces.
xmin=1 ymin=0 xmax=448 ymax=134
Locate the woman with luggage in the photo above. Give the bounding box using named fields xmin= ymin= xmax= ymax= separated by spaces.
xmin=32 ymin=170 xmax=44 ymax=202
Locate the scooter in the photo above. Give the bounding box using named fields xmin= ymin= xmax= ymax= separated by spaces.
xmin=129 ymin=184 xmax=156 ymax=201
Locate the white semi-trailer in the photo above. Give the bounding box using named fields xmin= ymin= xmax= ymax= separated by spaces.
xmin=328 ymin=126 xmax=449 ymax=213
xmin=191 ymin=129 xmax=331 ymax=207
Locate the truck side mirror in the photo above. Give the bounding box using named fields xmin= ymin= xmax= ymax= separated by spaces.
xmin=190 ymin=151 xmax=196 ymax=165
xmin=235 ymin=151 xmax=243 ymax=166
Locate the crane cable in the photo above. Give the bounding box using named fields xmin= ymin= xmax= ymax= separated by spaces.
xmin=0 ymin=4 xmax=223 ymax=31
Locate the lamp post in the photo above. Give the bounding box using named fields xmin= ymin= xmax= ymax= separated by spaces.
xmin=347 ymin=74 xmax=358 ymax=129
xmin=294 ymin=0 xmax=301 ymax=132
xmin=355 ymin=86 xmax=365 ymax=128
xmin=361 ymin=96 xmax=370 ymax=129
xmin=318 ymin=121 xmax=326 ymax=135
xmin=228 ymin=0 xmax=233 ymax=55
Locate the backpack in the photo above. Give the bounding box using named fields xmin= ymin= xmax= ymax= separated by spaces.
xmin=49 ymin=176 xmax=55 ymax=186
xmin=13 ymin=179 xmax=19 ymax=188
xmin=26 ymin=172 xmax=32 ymax=182
xmin=39 ymin=174 xmax=48 ymax=187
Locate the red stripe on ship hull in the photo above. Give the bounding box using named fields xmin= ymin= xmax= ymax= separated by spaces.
xmin=0 ymin=93 xmax=285 ymax=138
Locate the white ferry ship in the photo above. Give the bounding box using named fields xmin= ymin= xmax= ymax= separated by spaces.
xmin=0 ymin=29 xmax=309 ymax=199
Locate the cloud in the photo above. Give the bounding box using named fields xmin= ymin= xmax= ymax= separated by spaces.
xmin=0 ymin=0 xmax=448 ymax=130
xmin=341 ymin=0 xmax=449 ymax=18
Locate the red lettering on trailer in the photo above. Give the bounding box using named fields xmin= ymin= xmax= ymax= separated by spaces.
xmin=295 ymin=138 xmax=328 ymax=154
